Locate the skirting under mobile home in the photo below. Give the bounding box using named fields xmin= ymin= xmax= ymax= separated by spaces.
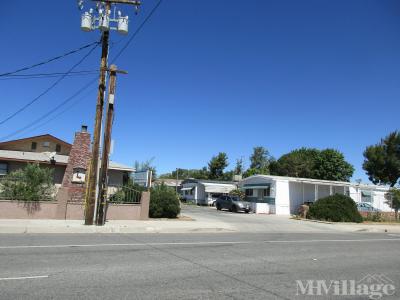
xmin=239 ymin=175 xmax=391 ymax=215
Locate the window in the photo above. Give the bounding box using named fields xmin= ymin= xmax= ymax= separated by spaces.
xmin=31 ymin=142 xmax=37 ymax=150
xmin=245 ymin=189 xmax=253 ymax=196
xmin=263 ymin=187 xmax=271 ymax=197
xmin=361 ymin=190 xmax=373 ymax=203
xmin=0 ymin=163 xmax=8 ymax=176
xmin=55 ymin=144 xmax=61 ymax=153
xmin=43 ymin=141 xmax=50 ymax=148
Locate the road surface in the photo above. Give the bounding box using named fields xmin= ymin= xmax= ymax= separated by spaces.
xmin=0 ymin=231 xmax=399 ymax=299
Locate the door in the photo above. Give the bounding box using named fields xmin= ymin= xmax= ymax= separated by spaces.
xmin=257 ymin=189 xmax=264 ymax=202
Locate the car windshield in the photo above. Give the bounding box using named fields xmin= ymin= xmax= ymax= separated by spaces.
xmin=230 ymin=196 xmax=241 ymax=201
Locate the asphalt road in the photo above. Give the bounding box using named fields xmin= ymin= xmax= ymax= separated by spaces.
xmin=0 ymin=232 xmax=399 ymax=299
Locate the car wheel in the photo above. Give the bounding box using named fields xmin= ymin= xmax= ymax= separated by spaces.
xmin=231 ymin=205 xmax=238 ymax=213
xmin=216 ymin=204 xmax=222 ymax=210
xmin=245 ymin=210 xmax=250 ymax=214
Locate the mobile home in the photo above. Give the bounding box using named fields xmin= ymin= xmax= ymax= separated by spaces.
xmin=181 ymin=179 xmax=237 ymax=205
xmin=239 ymin=175 xmax=391 ymax=215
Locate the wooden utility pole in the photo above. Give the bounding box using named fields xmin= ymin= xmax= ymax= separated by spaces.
xmin=96 ymin=65 xmax=127 ymax=225
xmin=84 ymin=0 xmax=141 ymax=225
xmin=84 ymin=13 xmax=110 ymax=225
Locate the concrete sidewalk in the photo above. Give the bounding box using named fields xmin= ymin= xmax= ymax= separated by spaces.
xmin=0 ymin=218 xmax=237 ymax=234
xmin=0 ymin=217 xmax=400 ymax=234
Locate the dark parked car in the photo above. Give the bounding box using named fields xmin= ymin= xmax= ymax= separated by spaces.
xmin=357 ymin=202 xmax=381 ymax=212
xmin=216 ymin=195 xmax=251 ymax=213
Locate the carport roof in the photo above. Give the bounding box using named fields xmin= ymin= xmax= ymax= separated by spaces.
xmin=241 ymin=175 xmax=389 ymax=191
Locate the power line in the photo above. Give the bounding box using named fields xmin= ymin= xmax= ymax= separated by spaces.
xmin=0 ymin=41 xmax=100 ymax=77
xmin=0 ymin=71 xmax=99 ymax=81
xmin=0 ymin=71 xmax=99 ymax=80
xmin=0 ymin=77 xmax=98 ymax=142
xmin=12 ymin=86 xmax=98 ymax=139
xmin=1 ymin=70 xmax=99 ymax=77
xmin=111 ymin=0 xmax=163 ymax=63
xmin=0 ymin=0 xmax=164 ymax=140
xmin=0 ymin=42 xmax=99 ymax=126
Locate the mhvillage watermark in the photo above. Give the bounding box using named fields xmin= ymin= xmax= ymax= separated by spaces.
xmin=296 ymin=274 xmax=396 ymax=299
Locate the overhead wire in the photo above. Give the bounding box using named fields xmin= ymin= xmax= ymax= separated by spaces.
xmin=110 ymin=0 xmax=163 ymax=63
xmin=0 ymin=0 xmax=164 ymax=140
xmin=0 ymin=41 xmax=100 ymax=126
xmin=0 ymin=41 xmax=100 ymax=77
xmin=0 ymin=77 xmax=98 ymax=142
xmin=13 ymin=86 xmax=98 ymax=139
xmin=0 ymin=71 xmax=99 ymax=80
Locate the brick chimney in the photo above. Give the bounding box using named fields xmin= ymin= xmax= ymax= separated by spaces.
xmin=59 ymin=126 xmax=91 ymax=202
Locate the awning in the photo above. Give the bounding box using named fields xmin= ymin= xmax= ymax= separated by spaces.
xmin=242 ymin=183 xmax=271 ymax=189
xmin=242 ymin=186 xmax=270 ymax=189
xmin=181 ymin=187 xmax=194 ymax=191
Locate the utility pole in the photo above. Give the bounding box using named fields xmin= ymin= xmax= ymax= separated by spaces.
xmin=79 ymin=0 xmax=141 ymax=225
xmin=175 ymin=168 xmax=179 ymax=193
xmin=96 ymin=65 xmax=127 ymax=225
xmin=84 ymin=16 xmax=109 ymax=225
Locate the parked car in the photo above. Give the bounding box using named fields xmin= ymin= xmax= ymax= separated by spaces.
xmin=357 ymin=202 xmax=381 ymax=212
xmin=209 ymin=194 xmax=220 ymax=207
xmin=216 ymin=195 xmax=251 ymax=213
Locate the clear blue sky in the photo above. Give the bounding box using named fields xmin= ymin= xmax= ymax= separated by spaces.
xmin=1 ymin=0 xmax=399 ymax=182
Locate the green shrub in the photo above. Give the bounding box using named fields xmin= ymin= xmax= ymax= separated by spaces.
xmin=0 ymin=163 xmax=54 ymax=201
xmin=307 ymin=194 xmax=362 ymax=223
xmin=229 ymin=188 xmax=246 ymax=200
xmin=363 ymin=212 xmax=382 ymax=222
xmin=149 ymin=183 xmax=180 ymax=218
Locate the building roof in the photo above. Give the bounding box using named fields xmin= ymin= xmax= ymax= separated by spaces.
xmin=0 ymin=149 xmax=134 ymax=172
xmin=108 ymin=161 xmax=134 ymax=172
xmin=0 ymin=149 xmax=68 ymax=165
xmin=241 ymin=174 xmax=390 ymax=191
xmin=0 ymin=134 xmax=72 ymax=147
xmin=182 ymin=178 xmax=236 ymax=185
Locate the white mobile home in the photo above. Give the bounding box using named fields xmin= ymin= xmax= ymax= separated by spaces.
xmin=181 ymin=179 xmax=237 ymax=205
xmin=239 ymin=175 xmax=391 ymax=215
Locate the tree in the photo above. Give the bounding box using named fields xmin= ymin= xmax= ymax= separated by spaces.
xmin=134 ymin=158 xmax=157 ymax=179
xmin=314 ymin=149 xmax=354 ymax=182
xmin=208 ymin=152 xmax=228 ymax=180
xmin=271 ymin=148 xmax=319 ymax=178
xmin=250 ymin=146 xmax=271 ymax=171
xmin=243 ymin=146 xmax=274 ymax=177
xmin=234 ymin=158 xmax=244 ymax=175
xmin=161 ymin=168 xmax=210 ymax=180
xmin=271 ymin=148 xmax=354 ymax=181
xmin=363 ymin=131 xmax=400 ymax=187
xmin=385 ymin=188 xmax=400 ymax=220
xmin=0 ymin=163 xmax=54 ymax=201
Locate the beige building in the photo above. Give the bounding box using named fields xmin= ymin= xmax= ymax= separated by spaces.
xmin=0 ymin=131 xmax=133 ymax=188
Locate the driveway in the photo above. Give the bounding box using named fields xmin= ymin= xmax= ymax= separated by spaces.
xmin=181 ymin=204 xmax=341 ymax=233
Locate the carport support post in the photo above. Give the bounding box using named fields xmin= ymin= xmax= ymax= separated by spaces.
xmin=314 ymin=185 xmax=318 ymax=201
